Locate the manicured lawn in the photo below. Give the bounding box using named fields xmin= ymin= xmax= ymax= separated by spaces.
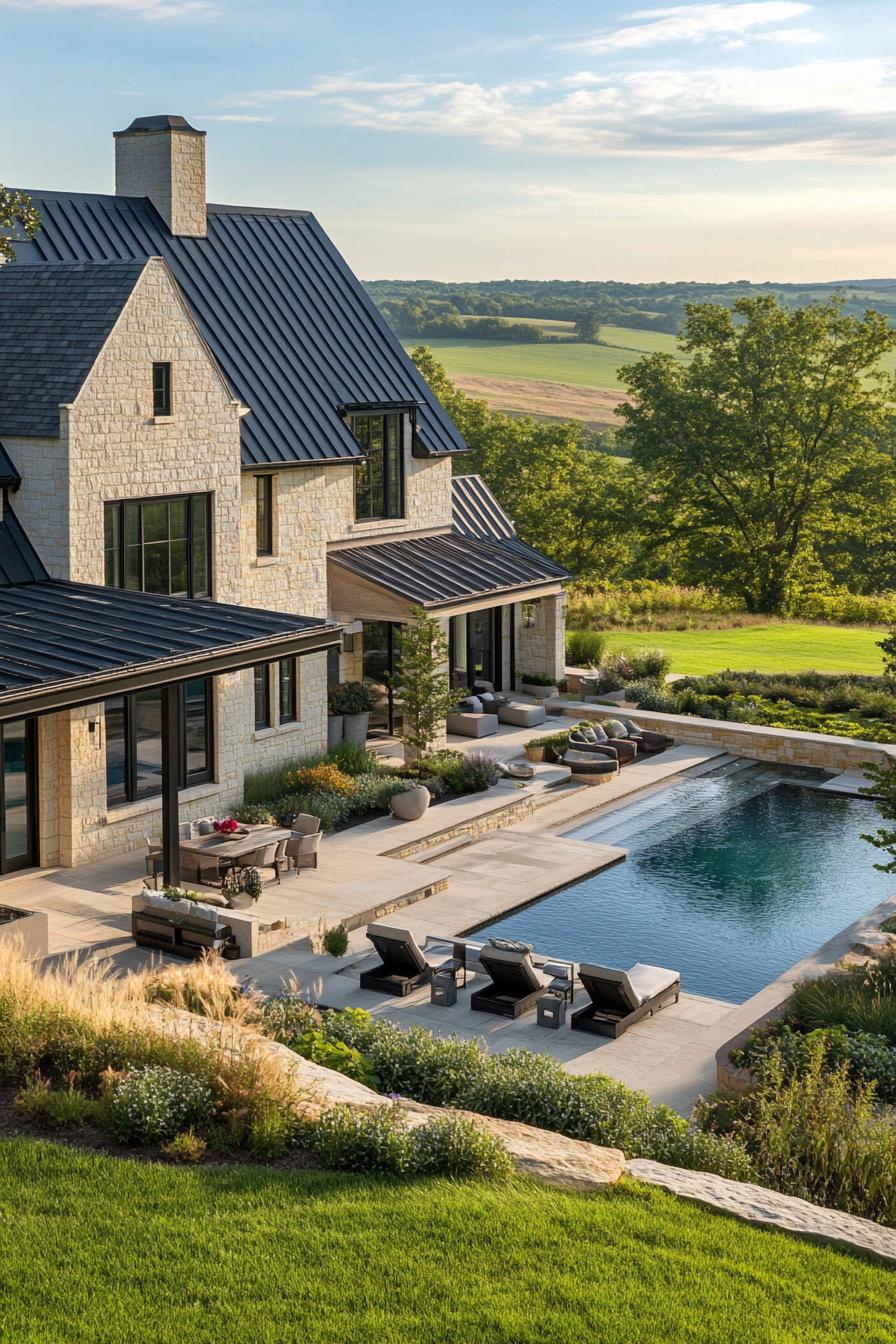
xmin=1 ymin=1140 xmax=894 ymax=1344
xmin=602 ymin=623 xmax=886 ymax=676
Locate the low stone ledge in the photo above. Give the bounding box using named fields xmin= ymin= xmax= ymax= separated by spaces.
xmin=627 ymin=1159 xmax=896 ymax=1265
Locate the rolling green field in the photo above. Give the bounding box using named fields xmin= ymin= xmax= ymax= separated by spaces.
xmin=402 ymin=334 xmax=659 ymax=391
xmin=602 ymin=623 xmax=887 ymax=677
xmin=2 ymin=1139 xmax=894 ymax=1344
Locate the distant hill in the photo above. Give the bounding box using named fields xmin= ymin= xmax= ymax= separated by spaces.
xmin=365 ymin=278 xmax=896 ymax=339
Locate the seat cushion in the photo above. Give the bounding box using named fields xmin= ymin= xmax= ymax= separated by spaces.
xmin=497 ymin=702 xmax=546 ymax=728
xmin=447 ymin=711 xmax=499 ymax=738
xmin=627 ymin=962 xmax=679 ymax=1003
xmin=603 ymin=719 xmax=629 ymax=739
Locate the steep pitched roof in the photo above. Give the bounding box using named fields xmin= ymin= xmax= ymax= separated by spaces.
xmin=451 ymin=474 xmax=516 ymax=541
xmin=13 ymin=191 xmax=467 ymax=467
xmin=0 ymin=260 xmax=146 ymax=437
xmin=0 ymin=504 xmax=49 ymax=585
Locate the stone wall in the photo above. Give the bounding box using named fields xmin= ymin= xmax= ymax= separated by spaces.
xmin=516 ymin=593 xmax=566 ymax=686
xmin=3 ymin=435 xmax=69 ymax=578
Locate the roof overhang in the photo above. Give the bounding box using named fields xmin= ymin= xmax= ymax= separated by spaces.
xmin=0 ymin=580 xmax=341 ymax=723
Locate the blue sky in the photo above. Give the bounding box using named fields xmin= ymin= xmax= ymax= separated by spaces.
xmin=3 ymin=1 xmax=896 ymax=281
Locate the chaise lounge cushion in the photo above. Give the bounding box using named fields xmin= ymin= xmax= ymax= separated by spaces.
xmin=627 ymin=962 xmax=680 ymax=1004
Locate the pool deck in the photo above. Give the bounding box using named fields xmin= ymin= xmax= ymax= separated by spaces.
xmin=4 ymin=727 xmax=893 ymax=1115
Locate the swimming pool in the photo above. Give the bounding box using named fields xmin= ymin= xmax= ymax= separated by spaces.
xmin=478 ymin=765 xmax=892 ymax=1003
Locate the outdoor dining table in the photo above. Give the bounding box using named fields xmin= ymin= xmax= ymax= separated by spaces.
xmin=179 ymin=826 xmax=291 ymax=865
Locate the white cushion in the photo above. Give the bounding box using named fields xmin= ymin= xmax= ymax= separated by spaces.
xmin=627 ymin=962 xmax=679 ymax=1004
xmin=467 ymin=696 xmax=483 ymax=713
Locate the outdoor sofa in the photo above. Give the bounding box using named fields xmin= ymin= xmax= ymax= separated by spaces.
xmin=571 ymin=962 xmax=680 ymax=1038
xmin=619 ymin=718 xmax=673 ymax=753
xmin=560 ymin=748 xmax=618 ymax=784
xmin=131 ymin=889 xmax=237 ymax=961
xmin=360 ymin=922 xmax=466 ymax=996
xmin=569 ymin=724 xmax=637 ymax=765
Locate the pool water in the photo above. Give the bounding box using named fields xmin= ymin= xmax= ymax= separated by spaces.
xmin=478 ymin=766 xmax=892 ymax=1003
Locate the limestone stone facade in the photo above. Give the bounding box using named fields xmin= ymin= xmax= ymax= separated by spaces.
xmin=114 ymin=121 xmax=207 ymax=238
xmin=3 ymin=257 xmax=566 ymax=871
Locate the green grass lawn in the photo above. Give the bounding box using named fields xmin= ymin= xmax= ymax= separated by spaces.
xmin=601 ymin=623 xmax=886 ymax=677
xmin=1 ymin=1140 xmax=893 ymax=1344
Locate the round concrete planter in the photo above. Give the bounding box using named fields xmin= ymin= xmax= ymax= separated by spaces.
xmin=389 ymin=783 xmax=431 ymax=821
xmin=522 ymin=682 xmax=559 ymax=701
xmin=327 ymin=714 xmax=344 ymax=750
xmin=343 ymin=711 xmax=370 ymax=746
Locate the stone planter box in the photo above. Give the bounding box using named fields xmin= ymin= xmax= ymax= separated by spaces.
xmin=0 ymin=906 xmax=49 ymax=960
xmin=521 ymin=682 xmax=559 ymax=701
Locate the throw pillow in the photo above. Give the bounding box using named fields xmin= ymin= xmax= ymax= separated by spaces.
xmin=488 ymin=936 xmax=533 ymax=954
xmin=603 ymin=719 xmax=628 ymax=739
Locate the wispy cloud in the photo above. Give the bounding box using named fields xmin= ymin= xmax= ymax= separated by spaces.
xmin=563 ymin=2 xmax=812 ymax=53
xmin=1 ymin=0 xmax=213 ymax=17
xmin=201 ymin=113 xmax=274 ymax=123
xmin=244 ymin=58 xmax=896 ymax=162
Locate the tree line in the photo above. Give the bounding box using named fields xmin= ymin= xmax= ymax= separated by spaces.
xmin=414 ymin=294 xmax=896 ymax=614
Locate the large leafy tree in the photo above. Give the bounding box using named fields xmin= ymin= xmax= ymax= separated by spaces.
xmin=617 ymin=296 xmax=896 ymax=612
xmin=411 ymin=345 xmax=639 ymax=580
xmin=0 ymin=186 xmax=38 ymax=261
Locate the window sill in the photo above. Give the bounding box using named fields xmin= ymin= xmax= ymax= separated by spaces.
xmin=253 ymin=720 xmax=304 ymax=742
xmin=252 ymin=555 xmax=281 ymax=568
xmin=104 ymin=780 xmax=222 ymax=824
xmin=151 ymin=415 xmax=174 ymax=425
xmin=350 ymin=516 xmax=406 ymax=532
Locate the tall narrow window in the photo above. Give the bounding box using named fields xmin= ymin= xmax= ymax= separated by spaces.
xmin=254 ymin=665 xmax=271 ymax=730
xmin=279 ymin=658 xmax=298 ymax=724
xmin=351 ymin=413 xmax=404 ymax=520
xmin=104 ymin=494 xmax=211 ymax=598
xmin=152 ymin=362 xmax=172 ymax=417
xmin=256 ymin=475 xmax=273 ymax=556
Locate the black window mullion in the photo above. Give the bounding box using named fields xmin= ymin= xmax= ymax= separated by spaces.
xmin=127 ymin=696 xmax=137 ymax=803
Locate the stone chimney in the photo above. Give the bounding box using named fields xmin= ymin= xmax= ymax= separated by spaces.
xmin=114 ymin=115 xmax=206 ymax=237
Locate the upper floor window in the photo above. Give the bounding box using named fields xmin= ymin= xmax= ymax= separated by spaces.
xmin=255 ymin=474 xmax=274 ymax=556
xmin=152 ymin=362 xmax=172 ymax=417
xmin=352 ymin=413 xmax=404 ymax=521
xmin=104 ymin=493 xmax=212 ymax=597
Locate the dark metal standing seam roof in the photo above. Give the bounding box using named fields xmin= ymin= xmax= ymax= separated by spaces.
xmin=451 ymin=474 xmax=516 ymax=541
xmin=329 ymin=530 xmax=569 ymax=608
xmin=0 ymin=445 xmax=22 ymax=490
xmin=12 ymin=191 xmax=467 ymax=467
xmin=0 ymin=503 xmax=339 ymax=716
xmin=0 ymin=261 xmax=146 ymax=436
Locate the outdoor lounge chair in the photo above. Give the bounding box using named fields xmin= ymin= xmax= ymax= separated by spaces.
xmin=620 ymin=718 xmax=673 ymax=753
xmin=470 ymin=945 xmax=554 ymax=1018
xmin=360 ymin=922 xmax=464 ymax=996
xmin=561 ymin=748 xmax=618 ymax=784
xmin=571 ymin=962 xmax=680 ymax=1038
xmin=569 ymin=724 xmax=637 ymax=765
xmin=286 ymin=830 xmax=321 ymax=871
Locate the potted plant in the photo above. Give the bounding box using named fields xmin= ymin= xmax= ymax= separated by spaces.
xmin=525 ymin=737 xmax=546 ymax=763
xmin=520 ymin=671 xmax=560 ymax=701
xmin=326 ymin=686 xmax=345 ymax=750
xmin=329 ymin=681 xmax=377 ymax=746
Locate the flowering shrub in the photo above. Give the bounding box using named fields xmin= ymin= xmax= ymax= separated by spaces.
xmin=108 ymin=1065 xmax=215 ymax=1144
xmin=213 ymin=817 xmax=240 ymax=834
xmin=460 ymin=749 xmax=501 ymax=792
xmin=267 ymin=1004 xmax=752 ymax=1179
xmin=159 ymin=886 xmax=203 ymax=904
xmin=286 ymin=763 xmax=355 ymax=796
xmin=306 ymin=1102 xmax=512 ymax=1179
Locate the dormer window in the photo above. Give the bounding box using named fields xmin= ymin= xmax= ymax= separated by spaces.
xmin=152 ymin=362 xmax=172 ymax=417
xmin=352 ymin=412 xmax=404 ymax=521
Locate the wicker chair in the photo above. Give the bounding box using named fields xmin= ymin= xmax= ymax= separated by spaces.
xmin=233 ymin=841 xmax=283 ymax=886
xmin=286 ymin=830 xmax=321 ymax=872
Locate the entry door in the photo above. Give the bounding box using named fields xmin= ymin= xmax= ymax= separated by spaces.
xmin=361 ymin=622 xmax=403 ymax=737
xmin=1 ymin=719 xmax=36 ymax=872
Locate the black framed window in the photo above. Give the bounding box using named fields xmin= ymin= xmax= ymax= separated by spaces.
xmin=351 ymin=413 xmax=404 ymax=520
xmin=105 ymin=678 xmax=212 ymax=806
xmin=254 ymin=665 xmax=271 ymax=730
xmin=104 ymin=494 xmax=212 ymax=598
xmin=152 ymin=362 xmax=172 ymax=417
xmin=256 ymin=475 xmax=273 ymax=556
xmin=279 ymin=658 xmax=298 ymax=724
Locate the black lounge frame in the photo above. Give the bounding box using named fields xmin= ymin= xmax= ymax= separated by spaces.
xmin=359 ymin=926 xmax=465 ymax=998
xmin=571 ymin=968 xmax=680 ymax=1039
xmin=470 ymin=947 xmax=550 ymax=1019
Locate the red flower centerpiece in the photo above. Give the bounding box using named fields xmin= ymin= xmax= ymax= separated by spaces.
xmin=213 ymin=817 xmax=240 ymax=834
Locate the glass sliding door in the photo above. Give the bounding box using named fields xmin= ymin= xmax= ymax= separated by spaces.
xmin=449 ymin=607 xmax=504 ymax=691
xmin=1 ymin=719 xmax=36 ymax=872
xmin=361 ymin=621 xmax=403 ymax=736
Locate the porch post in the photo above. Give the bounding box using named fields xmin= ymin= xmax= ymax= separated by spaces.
xmin=160 ymin=683 xmax=181 ymax=887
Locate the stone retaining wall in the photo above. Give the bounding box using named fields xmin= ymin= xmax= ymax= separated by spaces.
xmin=566 ymin=703 xmax=896 ymax=774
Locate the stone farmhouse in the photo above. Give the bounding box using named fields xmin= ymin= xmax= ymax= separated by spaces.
xmin=0 ymin=114 xmax=568 ymax=878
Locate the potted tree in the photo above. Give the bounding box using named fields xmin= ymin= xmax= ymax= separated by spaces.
xmin=388 ymin=607 xmax=458 ymax=821
xmin=520 ymin=671 xmax=560 ymax=701
xmin=329 ymin=681 xmax=377 ymax=746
